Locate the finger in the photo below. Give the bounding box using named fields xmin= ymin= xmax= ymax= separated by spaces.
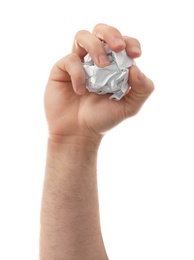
xmin=92 ymin=23 xmax=126 ymax=52
xmin=123 ymin=36 xmax=142 ymax=59
xmin=123 ymin=65 xmax=155 ymax=116
xmin=49 ymin=53 xmax=86 ymax=95
xmin=72 ymin=30 xmax=110 ymax=67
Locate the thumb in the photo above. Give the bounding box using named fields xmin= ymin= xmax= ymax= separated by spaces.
xmin=123 ymin=65 xmax=155 ymax=117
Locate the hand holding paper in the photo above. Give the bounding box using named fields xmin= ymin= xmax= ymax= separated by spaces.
xmin=41 ymin=24 xmax=154 ymax=260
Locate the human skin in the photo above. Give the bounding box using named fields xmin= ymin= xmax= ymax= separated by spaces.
xmin=39 ymin=23 xmax=154 ymax=260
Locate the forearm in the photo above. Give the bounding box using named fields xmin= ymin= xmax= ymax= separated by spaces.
xmin=39 ymin=136 xmax=108 ymax=260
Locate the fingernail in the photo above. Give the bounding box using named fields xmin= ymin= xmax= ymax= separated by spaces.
xmin=131 ymin=46 xmax=142 ymax=55
xmin=114 ymin=38 xmax=125 ymax=46
xmin=98 ymin=54 xmax=110 ymax=64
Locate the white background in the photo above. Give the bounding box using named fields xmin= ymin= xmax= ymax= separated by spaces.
xmin=0 ymin=0 xmax=194 ymax=259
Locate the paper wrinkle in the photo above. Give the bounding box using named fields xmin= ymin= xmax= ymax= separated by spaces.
xmin=83 ymin=44 xmax=135 ymax=100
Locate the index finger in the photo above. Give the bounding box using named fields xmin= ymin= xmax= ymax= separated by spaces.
xmin=92 ymin=23 xmax=126 ymax=52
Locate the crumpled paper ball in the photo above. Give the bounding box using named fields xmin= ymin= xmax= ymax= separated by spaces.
xmin=83 ymin=44 xmax=135 ymax=100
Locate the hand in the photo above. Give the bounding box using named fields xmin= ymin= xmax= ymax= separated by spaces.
xmin=44 ymin=23 xmax=154 ymax=143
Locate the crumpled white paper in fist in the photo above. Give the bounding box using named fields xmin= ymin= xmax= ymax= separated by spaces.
xmin=83 ymin=44 xmax=135 ymax=100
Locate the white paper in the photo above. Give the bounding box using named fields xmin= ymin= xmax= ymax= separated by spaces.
xmin=83 ymin=44 xmax=134 ymax=100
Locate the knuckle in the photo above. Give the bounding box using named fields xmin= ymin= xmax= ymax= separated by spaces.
xmin=147 ymin=79 xmax=155 ymax=94
xmin=93 ymin=23 xmax=107 ymax=31
xmin=93 ymin=23 xmax=121 ymax=35
xmin=130 ymin=106 xmax=140 ymax=117
xmin=65 ymin=53 xmax=80 ymax=65
xmin=75 ymin=29 xmax=90 ymax=39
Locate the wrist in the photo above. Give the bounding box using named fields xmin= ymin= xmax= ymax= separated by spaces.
xmin=46 ymin=133 xmax=103 ymax=168
xmin=48 ymin=132 xmax=103 ymax=150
